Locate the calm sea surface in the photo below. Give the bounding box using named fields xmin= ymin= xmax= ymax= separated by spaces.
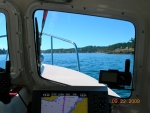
xmin=0 ymin=53 xmax=134 ymax=97
xmin=43 ymin=53 xmax=134 ymax=78
xmin=42 ymin=53 xmax=134 ymax=98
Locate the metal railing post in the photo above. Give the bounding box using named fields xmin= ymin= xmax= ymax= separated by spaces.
xmin=51 ymin=36 xmax=53 ymax=65
xmin=42 ymin=33 xmax=80 ymax=71
xmin=73 ymin=43 xmax=80 ymax=71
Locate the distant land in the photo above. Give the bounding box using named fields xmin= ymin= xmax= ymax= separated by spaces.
xmin=0 ymin=48 xmax=7 ymax=54
xmin=0 ymin=38 xmax=135 ymax=54
xmin=41 ymin=39 xmax=135 ymax=54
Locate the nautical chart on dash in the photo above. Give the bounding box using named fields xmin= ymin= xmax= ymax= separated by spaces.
xmin=41 ymin=92 xmax=88 ymax=113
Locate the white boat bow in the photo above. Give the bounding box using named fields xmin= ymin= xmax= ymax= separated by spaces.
xmin=41 ymin=64 xmax=120 ymax=97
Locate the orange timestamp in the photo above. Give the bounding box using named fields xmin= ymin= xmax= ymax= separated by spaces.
xmin=111 ymin=98 xmax=140 ymax=104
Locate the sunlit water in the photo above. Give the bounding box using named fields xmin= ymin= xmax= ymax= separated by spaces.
xmin=0 ymin=53 xmax=134 ymax=97
xmin=0 ymin=54 xmax=7 ymax=68
xmin=42 ymin=53 xmax=134 ymax=97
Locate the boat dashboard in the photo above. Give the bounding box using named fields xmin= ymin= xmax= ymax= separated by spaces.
xmin=32 ymin=86 xmax=110 ymax=113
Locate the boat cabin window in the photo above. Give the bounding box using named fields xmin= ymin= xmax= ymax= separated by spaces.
xmin=34 ymin=10 xmax=135 ymax=98
xmin=0 ymin=13 xmax=9 ymax=70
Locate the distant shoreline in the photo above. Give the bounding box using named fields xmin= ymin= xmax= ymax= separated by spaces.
xmin=40 ymin=51 xmax=134 ymax=54
xmin=41 ymin=47 xmax=134 ymax=54
xmin=106 ymin=48 xmax=134 ymax=54
xmin=41 ymin=41 xmax=135 ymax=54
xmin=0 ymin=49 xmax=134 ymax=55
xmin=1 ymin=39 xmax=135 ymax=55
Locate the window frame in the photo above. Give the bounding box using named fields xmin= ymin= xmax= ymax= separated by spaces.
xmin=0 ymin=1 xmax=22 ymax=79
xmin=26 ymin=2 xmax=145 ymax=96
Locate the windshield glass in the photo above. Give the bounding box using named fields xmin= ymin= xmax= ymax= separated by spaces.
xmin=34 ymin=10 xmax=135 ymax=98
xmin=0 ymin=13 xmax=8 ymax=70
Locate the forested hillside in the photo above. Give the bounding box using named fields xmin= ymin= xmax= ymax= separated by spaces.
xmin=0 ymin=48 xmax=7 ymax=54
xmin=42 ymin=38 xmax=135 ymax=54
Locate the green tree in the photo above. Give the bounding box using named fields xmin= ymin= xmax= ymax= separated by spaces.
xmin=129 ymin=38 xmax=135 ymax=48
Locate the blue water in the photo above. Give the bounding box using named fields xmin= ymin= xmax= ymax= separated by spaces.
xmin=43 ymin=53 xmax=134 ymax=78
xmin=42 ymin=53 xmax=134 ymax=98
xmin=0 ymin=53 xmax=134 ymax=97
xmin=0 ymin=54 xmax=7 ymax=68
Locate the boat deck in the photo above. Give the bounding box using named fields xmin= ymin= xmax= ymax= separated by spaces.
xmin=41 ymin=64 xmax=120 ymax=97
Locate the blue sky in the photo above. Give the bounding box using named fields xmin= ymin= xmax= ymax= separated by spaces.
xmin=35 ymin=10 xmax=135 ymax=50
xmin=0 ymin=13 xmax=7 ymax=50
xmin=0 ymin=11 xmax=135 ymax=50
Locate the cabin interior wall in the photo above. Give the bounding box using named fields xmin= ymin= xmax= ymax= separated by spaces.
xmin=9 ymin=0 xmax=35 ymax=90
xmin=135 ymin=14 xmax=150 ymax=112
xmin=138 ymin=20 xmax=150 ymax=113
xmin=1 ymin=0 xmax=150 ymax=113
xmin=145 ymin=19 xmax=150 ymax=112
